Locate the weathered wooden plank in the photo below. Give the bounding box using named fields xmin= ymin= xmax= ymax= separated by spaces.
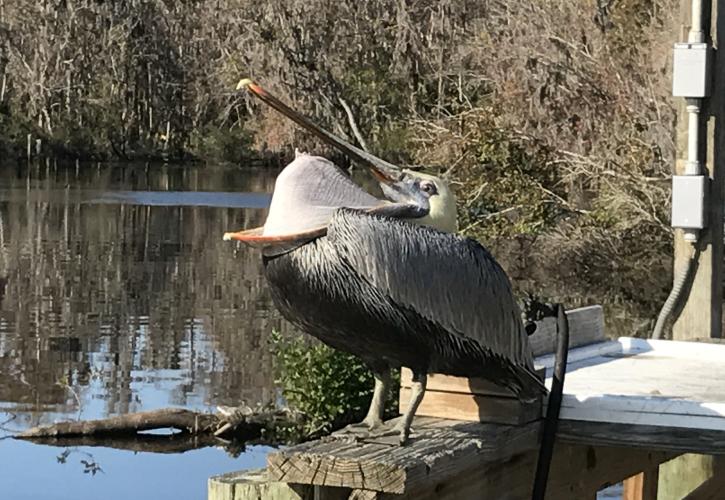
xmin=659 ymin=454 xmax=719 ymax=500
xmin=398 ymin=386 xmax=541 ymax=424
xmin=217 ymin=445 xmax=672 ymax=500
xmin=400 ymin=368 xmax=513 ymax=397
xmin=623 ymin=467 xmax=659 ymax=500
xmin=529 ymin=304 xmax=605 ymax=357
xmin=208 ymin=468 xmax=313 ymax=500
xmin=535 ymin=339 xmax=623 ymax=370
xmin=541 ymin=337 xmax=725 ymax=430
xmin=366 ymin=444 xmax=672 ymax=500
xmin=682 ymin=467 xmax=725 ymax=500
xmin=557 ymin=420 xmax=725 ymax=455
xmin=400 ymin=367 xmax=546 ymax=396
xmin=265 ymin=418 xmax=687 ymax=497
xmin=267 ymin=417 xmax=540 ymax=494
xmin=224 ymin=418 xmax=702 ymax=500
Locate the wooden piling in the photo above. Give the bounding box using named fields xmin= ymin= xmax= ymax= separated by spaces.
xmin=208 ymin=469 xmax=315 ymax=500
xmin=660 ymin=0 xmax=725 ymax=497
xmin=623 ymin=466 xmax=659 ymax=500
xmin=671 ymin=2 xmax=722 ymax=340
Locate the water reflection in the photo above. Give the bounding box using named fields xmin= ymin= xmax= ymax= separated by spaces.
xmin=0 ymin=162 xmax=632 ymax=500
xmin=0 ymin=162 xmax=288 ymax=499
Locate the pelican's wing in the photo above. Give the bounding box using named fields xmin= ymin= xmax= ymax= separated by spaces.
xmin=327 ymin=208 xmax=534 ymax=370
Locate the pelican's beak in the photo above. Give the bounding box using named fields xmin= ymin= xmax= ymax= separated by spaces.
xmin=237 ymin=78 xmax=401 ymax=185
xmin=223 ymin=225 xmax=328 ymax=246
xmin=223 ymin=227 xmax=263 ymax=243
xmin=368 ymin=164 xmax=397 ymax=184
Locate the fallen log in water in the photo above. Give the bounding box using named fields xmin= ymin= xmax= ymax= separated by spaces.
xmin=13 ymin=406 xmax=300 ymax=453
xmin=16 ymin=408 xmax=219 ymax=438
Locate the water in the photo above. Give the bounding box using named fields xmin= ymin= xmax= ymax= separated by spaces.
xmin=0 ymin=162 xmax=292 ymax=500
xmin=0 ymin=162 xmax=630 ymax=500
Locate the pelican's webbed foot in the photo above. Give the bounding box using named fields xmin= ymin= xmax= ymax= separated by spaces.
xmin=326 ymin=370 xmax=427 ymax=446
xmin=325 ymin=368 xmax=406 ymax=444
xmin=328 ymin=419 xmax=404 ymax=446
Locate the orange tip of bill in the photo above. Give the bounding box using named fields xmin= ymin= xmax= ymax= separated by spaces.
xmin=223 ymin=227 xmax=264 ymax=242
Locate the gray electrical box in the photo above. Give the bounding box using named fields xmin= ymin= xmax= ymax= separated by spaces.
xmin=671 ymin=175 xmax=708 ymax=229
xmin=672 ymin=43 xmax=712 ymax=97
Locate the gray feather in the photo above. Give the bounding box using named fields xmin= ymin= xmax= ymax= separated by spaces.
xmin=328 ymin=209 xmax=534 ymax=370
xmin=262 ymin=208 xmax=544 ymax=398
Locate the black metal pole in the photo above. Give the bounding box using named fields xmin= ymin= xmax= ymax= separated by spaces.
xmin=531 ymin=304 xmax=569 ymax=500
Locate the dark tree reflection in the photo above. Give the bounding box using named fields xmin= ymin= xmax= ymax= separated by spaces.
xmin=0 ymin=163 xmax=291 ymax=429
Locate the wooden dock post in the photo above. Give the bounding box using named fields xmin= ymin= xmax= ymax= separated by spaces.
xmin=623 ymin=467 xmax=659 ymax=500
xmin=671 ymin=1 xmax=722 ymax=340
xmin=658 ymin=0 xmax=725 ymax=497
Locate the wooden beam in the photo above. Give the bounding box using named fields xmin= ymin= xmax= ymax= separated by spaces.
xmin=266 ymin=417 xmax=540 ymax=494
xmin=659 ymin=455 xmax=719 ymax=500
xmin=528 ymin=305 xmax=605 ymax=356
xmin=222 ymin=445 xmax=672 ymax=500
xmin=384 ymin=445 xmax=672 ymax=500
xmin=663 ymin=0 xmax=725 ymax=495
xmin=682 ymin=466 xmax=725 ymax=499
xmin=557 ymin=420 xmax=725 ymax=455
xmin=398 ymin=382 xmax=542 ymax=425
xmin=209 ymin=469 xmax=356 ymax=500
xmin=262 ymin=416 xmax=685 ymax=499
xmin=623 ymin=467 xmax=659 ymax=500
xmin=672 ymin=0 xmax=722 ymax=341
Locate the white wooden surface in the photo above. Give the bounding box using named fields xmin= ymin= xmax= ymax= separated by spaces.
xmin=538 ymin=337 xmax=725 ymax=431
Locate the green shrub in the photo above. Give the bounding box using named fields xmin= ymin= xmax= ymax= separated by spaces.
xmin=269 ymin=330 xmax=399 ymax=440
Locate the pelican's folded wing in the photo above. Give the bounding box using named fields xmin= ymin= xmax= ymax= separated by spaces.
xmin=327 ymin=208 xmax=534 ymax=370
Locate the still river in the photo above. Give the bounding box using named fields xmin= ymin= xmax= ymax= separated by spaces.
xmin=0 ymin=162 xmax=293 ymax=500
xmin=0 ymin=162 xmax=621 ymax=500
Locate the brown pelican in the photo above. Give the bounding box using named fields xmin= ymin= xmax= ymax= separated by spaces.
xmin=225 ymin=81 xmax=544 ymax=444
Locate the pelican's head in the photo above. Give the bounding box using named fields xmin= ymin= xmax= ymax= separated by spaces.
xmin=411 ymin=171 xmax=457 ymax=232
xmin=235 ymin=78 xmax=458 ymax=234
xmin=373 ymin=168 xmax=457 ymax=233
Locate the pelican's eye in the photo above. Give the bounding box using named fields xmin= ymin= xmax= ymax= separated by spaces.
xmin=420 ymin=181 xmax=438 ymax=196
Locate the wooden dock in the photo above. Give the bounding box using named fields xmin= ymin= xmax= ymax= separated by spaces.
xmin=209 ymin=306 xmax=725 ymax=499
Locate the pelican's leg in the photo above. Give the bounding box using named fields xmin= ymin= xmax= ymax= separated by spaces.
xmin=330 ymin=367 xmax=391 ymax=439
xmin=393 ymin=371 xmax=427 ymax=444
xmin=361 ymin=369 xmax=391 ymax=429
xmin=330 ymin=370 xmax=426 ymax=446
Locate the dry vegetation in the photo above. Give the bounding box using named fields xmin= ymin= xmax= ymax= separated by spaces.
xmin=0 ymin=0 xmax=679 ymax=330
